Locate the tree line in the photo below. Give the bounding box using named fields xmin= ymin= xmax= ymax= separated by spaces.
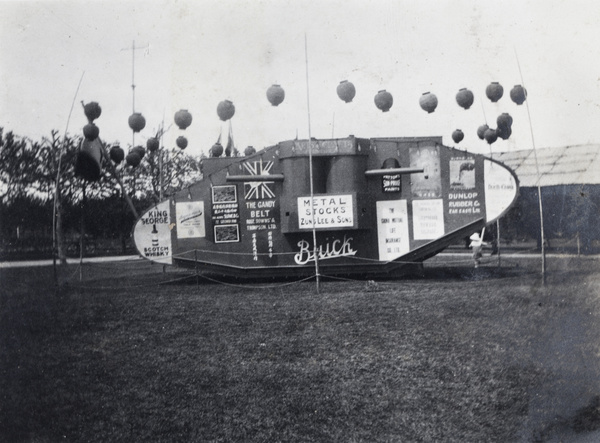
xmin=0 ymin=127 xmax=203 ymax=261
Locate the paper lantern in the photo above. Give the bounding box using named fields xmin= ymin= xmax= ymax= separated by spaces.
xmin=244 ymin=146 xmax=256 ymax=156
xmin=217 ymin=100 xmax=235 ymax=121
xmin=83 ymin=101 xmax=102 ymax=122
xmin=109 ymin=145 xmax=124 ymax=164
xmin=497 ymin=125 xmax=512 ymax=140
xmin=128 ymin=113 xmax=146 ymax=132
xmin=176 ymin=136 xmax=188 ymax=149
xmin=336 ymin=80 xmax=356 ymax=103
xmin=477 ymin=124 xmax=489 ymax=140
xmin=510 ymin=85 xmax=527 ymax=105
xmin=174 ymin=109 xmax=193 ymax=130
xmin=266 ymin=84 xmax=285 ymax=106
xmin=146 ymin=137 xmax=160 ymax=152
xmin=452 ymin=129 xmax=464 ymax=144
xmin=374 ymin=90 xmax=393 ymax=112
xmin=485 ymin=82 xmax=504 ymax=102
xmin=83 ymin=123 xmax=99 ymax=141
xmin=419 ymin=92 xmax=438 ymax=113
xmin=456 ymin=88 xmax=474 ymax=110
xmin=484 ymin=128 xmax=498 ymax=144
xmin=497 ymin=113 xmax=513 ymax=129
xmin=131 ymin=145 xmax=146 ymax=159
xmin=211 ymin=142 xmax=223 ymax=157
xmin=126 ymin=152 xmax=141 ymax=168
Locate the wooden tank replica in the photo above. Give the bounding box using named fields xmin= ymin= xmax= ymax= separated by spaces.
xmin=133 ymin=136 xmax=518 ymax=278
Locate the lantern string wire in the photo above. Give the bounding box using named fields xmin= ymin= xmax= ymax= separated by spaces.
xmin=514 ymin=47 xmax=545 ymax=277
xmin=304 ymin=33 xmax=320 ymax=294
xmin=52 ymin=70 xmax=85 ymax=286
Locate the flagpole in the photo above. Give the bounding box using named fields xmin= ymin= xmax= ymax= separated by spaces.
xmin=305 ymin=34 xmax=320 ymax=293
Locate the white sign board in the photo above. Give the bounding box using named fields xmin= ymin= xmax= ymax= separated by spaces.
xmin=297 ymin=195 xmax=354 ymax=229
xmin=133 ymin=200 xmax=173 ymax=265
xmin=376 ymin=199 xmax=410 ymax=261
xmin=412 ymin=199 xmax=445 ymax=240
xmin=176 ymin=201 xmax=206 ymax=239
xmin=484 ymin=159 xmax=518 ymax=222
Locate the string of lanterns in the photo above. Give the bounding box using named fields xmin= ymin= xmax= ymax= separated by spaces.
xmin=76 ymin=78 xmax=528 ymax=182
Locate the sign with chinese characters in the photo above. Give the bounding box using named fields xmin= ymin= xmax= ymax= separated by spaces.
xmin=211 ymin=185 xmax=240 ymax=243
xmin=376 ymin=200 xmax=410 ymax=261
xmin=412 ymin=199 xmax=444 ymax=240
xmin=133 ymin=199 xmax=172 ymax=264
xmin=175 ymin=201 xmax=205 ymax=239
xmin=297 ymin=195 xmax=354 ymax=229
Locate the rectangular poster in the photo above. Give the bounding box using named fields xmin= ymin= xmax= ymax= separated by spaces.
xmin=412 ymin=199 xmax=444 ymax=240
xmin=409 ymin=145 xmax=442 ymax=198
xmin=211 ymin=185 xmax=240 ymax=242
xmin=175 ymin=201 xmax=205 ymax=239
xmin=297 ymin=194 xmax=354 ymax=229
xmin=376 ymin=200 xmax=410 ymax=261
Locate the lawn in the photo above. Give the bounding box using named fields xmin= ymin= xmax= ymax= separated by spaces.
xmin=1 ymin=255 xmax=599 ymax=442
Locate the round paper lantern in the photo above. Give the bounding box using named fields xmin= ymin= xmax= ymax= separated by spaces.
xmin=485 ymin=82 xmax=504 ymax=102
xmin=266 ymin=84 xmax=285 ymax=106
xmin=510 ymin=85 xmax=527 ymax=105
xmin=174 ymin=109 xmax=193 ymax=130
xmin=126 ymin=152 xmax=141 ymax=168
xmin=456 ymin=88 xmax=474 ymax=110
xmin=336 ymin=80 xmax=356 ymax=103
xmin=496 ymin=113 xmax=513 ymax=129
xmin=128 ymin=113 xmax=146 ymax=132
xmin=244 ymin=146 xmax=256 ymax=156
xmin=374 ymin=90 xmax=393 ymax=112
xmin=109 ymin=145 xmax=124 ymax=164
xmin=484 ymin=128 xmax=498 ymax=144
xmin=477 ymin=124 xmax=489 ymax=140
xmin=419 ymin=92 xmax=438 ymax=113
xmin=83 ymin=123 xmax=99 ymax=141
xmin=146 ymin=137 xmax=160 ymax=152
xmin=211 ymin=142 xmax=224 ymax=157
xmin=83 ymin=101 xmax=102 ymax=122
xmin=176 ymin=136 xmax=188 ymax=149
xmin=217 ymin=100 xmax=235 ymax=121
xmin=497 ymin=125 xmax=512 ymax=140
xmin=131 ymin=145 xmax=146 ymax=159
xmin=452 ymin=129 xmax=464 ymax=144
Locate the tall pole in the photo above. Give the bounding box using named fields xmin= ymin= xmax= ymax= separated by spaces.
xmin=121 ymin=41 xmax=149 ymax=148
xmin=52 ymin=71 xmax=85 ymax=285
xmin=515 ymin=49 xmax=545 ymax=277
xmin=305 ymin=34 xmax=320 ymax=293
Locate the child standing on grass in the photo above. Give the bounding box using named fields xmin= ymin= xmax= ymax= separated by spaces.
xmin=469 ymin=230 xmax=489 ymax=268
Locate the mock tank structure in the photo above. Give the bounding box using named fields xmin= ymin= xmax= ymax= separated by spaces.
xmin=133 ymin=136 xmax=518 ymax=279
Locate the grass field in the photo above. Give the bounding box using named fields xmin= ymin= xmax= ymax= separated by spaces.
xmin=1 ymin=255 xmax=599 ymax=442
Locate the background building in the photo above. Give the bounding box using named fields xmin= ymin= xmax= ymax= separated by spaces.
xmin=493 ymin=145 xmax=600 ymax=253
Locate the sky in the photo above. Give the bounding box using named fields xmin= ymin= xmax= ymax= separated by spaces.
xmin=2 ymin=0 xmax=600 ymax=158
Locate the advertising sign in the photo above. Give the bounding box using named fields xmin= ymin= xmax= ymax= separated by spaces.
xmin=484 ymin=159 xmax=518 ymax=222
xmin=133 ymin=199 xmax=172 ymax=264
xmin=412 ymin=199 xmax=445 ymax=240
xmin=176 ymin=201 xmax=206 ymax=239
xmin=297 ymin=195 xmax=354 ymax=229
xmin=376 ymin=199 xmax=410 ymax=261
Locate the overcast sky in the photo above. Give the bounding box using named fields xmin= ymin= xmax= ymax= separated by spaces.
xmin=2 ymin=0 xmax=599 ymax=157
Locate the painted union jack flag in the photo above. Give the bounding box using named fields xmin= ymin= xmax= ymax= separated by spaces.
xmin=243 ymin=159 xmax=275 ymax=200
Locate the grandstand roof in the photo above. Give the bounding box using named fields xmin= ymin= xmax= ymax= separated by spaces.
xmin=491 ymin=144 xmax=600 ymax=187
